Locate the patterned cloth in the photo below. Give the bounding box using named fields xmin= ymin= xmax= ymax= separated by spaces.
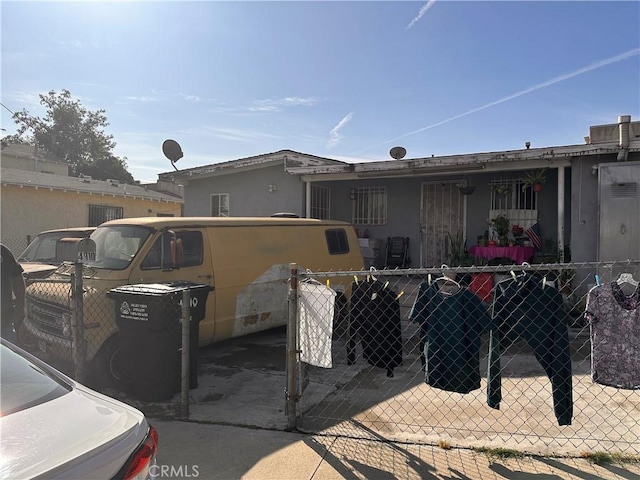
xmin=585 ymin=282 xmax=640 ymax=389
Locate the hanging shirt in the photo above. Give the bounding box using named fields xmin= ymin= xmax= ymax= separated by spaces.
xmin=409 ymin=281 xmax=491 ymax=393
xmin=585 ymin=282 xmax=640 ymax=389
xmin=350 ymin=279 xmax=403 ymax=376
xmin=488 ymin=274 xmax=573 ymax=426
xmin=298 ymin=282 xmax=336 ymax=368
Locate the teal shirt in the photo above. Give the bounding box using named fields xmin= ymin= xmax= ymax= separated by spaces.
xmin=488 ymin=274 xmax=573 ymax=426
xmin=410 ymin=282 xmax=492 ymax=393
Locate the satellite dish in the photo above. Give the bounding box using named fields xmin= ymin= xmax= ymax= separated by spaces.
xmin=389 ymin=146 xmax=407 ymax=160
xmin=162 ymin=139 xmax=183 ymax=171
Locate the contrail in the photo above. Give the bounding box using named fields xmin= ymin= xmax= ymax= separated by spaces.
xmin=328 ymin=112 xmax=354 ymax=148
xmin=407 ymin=0 xmax=437 ymax=30
xmin=357 ymin=47 xmax=640 ymax=153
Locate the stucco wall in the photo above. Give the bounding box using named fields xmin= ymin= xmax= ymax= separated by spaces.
xmin=183 ymin=163 xmax=304 ymax=217
xmin=0 ymin=185 xmax=181 ymax=253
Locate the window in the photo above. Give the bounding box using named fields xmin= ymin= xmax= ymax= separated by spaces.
xmin=211 ymin=194 xmax=229 ymax=217
xmin=310 ymin=185 xmax=330 ymax=219
xmin=490 ymin=179 xmax=538 ymax=210
xmin=88 ymin=205 xmax=123 ymax=226
xmin=325 ymin=229 xmax=350 ymax=255
xmin=489 ymin=179 xmax=538 ymax=230
xmin=141 ymin=230 xmax=203 ymax=269
xmin=352 ymin=186 xmax=387 ymax=225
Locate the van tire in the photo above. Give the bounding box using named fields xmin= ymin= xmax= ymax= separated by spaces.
xmin=90 ymin=335 xmax=124 ymax=391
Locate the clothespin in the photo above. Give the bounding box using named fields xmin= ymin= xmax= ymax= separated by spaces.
xmin=510 ymin=270 xmax=517 ymax=280
xmin=395 ymin=291 xmax=404 ymax=301
xmin=326 ymin=279 xmax=330 ymax=288
xmin=542 ymin=276 xmax=547 ymax=289
xmin=595 ymin=274 xmax=601 ymax=286
xmin=353 ymin=275 xmax=359 ymax=284
xmin=384 ymin=281 xmax=389 ymax=289
xmin=369 ymin=266 xmax=378 ymax=282
xmin=428 ymin=273 xmax=432 ymax=285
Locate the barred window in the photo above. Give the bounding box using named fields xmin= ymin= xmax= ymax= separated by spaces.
xmin=88 ymin=205 xmax=123 ymax=226
xmin=352 ymin=186 xmax=387 ymax=225
xmin=211 ymin=193 xmax=229 ymax=217
xmin=489 ymin=179 xmax=538 ymax=231
xmin=310 ymin=185 xmax=330 ymax=219
xmin=490 ymin=179 xmax=537 ymax=210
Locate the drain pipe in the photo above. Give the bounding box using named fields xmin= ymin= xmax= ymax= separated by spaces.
xmin=557 ymin=166 xmax=565 ymax=262
xmin=617 ymin=115 xmax=631 ymax=161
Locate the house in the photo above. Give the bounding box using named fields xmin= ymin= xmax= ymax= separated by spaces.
xmin=158 ymin=115 xmax=640 ymax=270
xmin=1 ymin=164 xmax=183 ymax=254
xmin=1 ymin=143 xmax=69 ymax=175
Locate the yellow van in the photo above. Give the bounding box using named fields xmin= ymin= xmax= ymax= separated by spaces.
xmin=24 ymin=217 xmax=363 ymax=385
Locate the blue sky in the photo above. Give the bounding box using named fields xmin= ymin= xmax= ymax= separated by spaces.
xmin=2 ymin=1 xmax=639 ymax=183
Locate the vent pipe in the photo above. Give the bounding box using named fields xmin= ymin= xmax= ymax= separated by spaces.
xmin=617 ymin=114 xmax=631 ymax=161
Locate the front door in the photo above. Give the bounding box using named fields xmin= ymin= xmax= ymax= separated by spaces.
xmin=420 ymin=182 xmax=465 ymax=267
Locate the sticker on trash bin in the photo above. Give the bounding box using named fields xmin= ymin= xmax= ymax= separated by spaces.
xmin=119 ymin=301 xmax=149 ymax=321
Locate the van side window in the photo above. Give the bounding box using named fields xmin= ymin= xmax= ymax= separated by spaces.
xmin=141 ymin=231 xmax=203 ymax=269
xmin=325 ymin=229 xmax=350 ymax=255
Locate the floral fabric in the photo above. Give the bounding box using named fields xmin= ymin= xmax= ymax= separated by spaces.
xmin=585 ymin=282 xmax=640 ymax=389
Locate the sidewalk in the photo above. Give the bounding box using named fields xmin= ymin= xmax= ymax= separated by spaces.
xmin=151 ymin=419 xmax=640 ymax=480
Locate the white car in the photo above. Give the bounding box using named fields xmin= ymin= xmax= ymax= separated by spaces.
xmin=0 ymin=339 xmax=158 ymax=479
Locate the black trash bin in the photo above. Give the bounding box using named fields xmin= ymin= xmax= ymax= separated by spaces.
xmin=107 ymin=281 xmax=212 ymax=401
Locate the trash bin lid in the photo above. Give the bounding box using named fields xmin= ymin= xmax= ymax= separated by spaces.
xmin=108 ymin=281 xmax=212 ymax=297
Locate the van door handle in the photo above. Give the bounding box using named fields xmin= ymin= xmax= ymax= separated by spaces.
xmin=197 ymin=274 xmax=212 ymax=279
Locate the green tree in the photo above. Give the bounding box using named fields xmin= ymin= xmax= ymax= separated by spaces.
xmin=3 ymin=89 xmax=134 ymax=182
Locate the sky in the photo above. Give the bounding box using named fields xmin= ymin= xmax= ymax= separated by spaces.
xmin=1 ymin=1 xmax=639 ymax=184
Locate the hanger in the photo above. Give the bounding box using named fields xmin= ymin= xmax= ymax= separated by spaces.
xmin=617 ymin=272 xmax=639 ymax=287
xmin=434 ymin=264 xmax=461 ymax=295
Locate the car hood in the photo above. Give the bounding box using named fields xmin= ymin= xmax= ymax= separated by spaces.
xmin=20 ymin=262 xmax=59 ymax=279
xmin=0 ymin=384 xmax=148 ymax=479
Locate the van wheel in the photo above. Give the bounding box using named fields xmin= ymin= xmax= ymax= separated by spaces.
xmin=90 ymin=336 xmax=124 ymax=391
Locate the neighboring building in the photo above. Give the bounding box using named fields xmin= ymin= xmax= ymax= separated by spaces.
xmin=0 ymin=143 xmax=69 ymax=175
xmin=1 ymin=168 xmax=182 ymax=254
xmin=159 ymin=115 xmax=639 ymax=272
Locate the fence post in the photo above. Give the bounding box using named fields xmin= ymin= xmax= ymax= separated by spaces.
xmin=285 ymin=263 xmax=299 ymax=430
xmin=71 ymin=262 xmax=86 ymax=383
xmin=181 ymin=289 xmax=191 ymax=419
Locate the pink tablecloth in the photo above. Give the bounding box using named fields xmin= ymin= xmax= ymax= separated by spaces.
xmin=468 ymin=246 xmax=536 ymax=264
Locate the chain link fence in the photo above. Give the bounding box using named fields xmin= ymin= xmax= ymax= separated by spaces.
xmin=291 ymin=261 xmax=640 ymax=456
xmin=20 ymin=264 xmax=203 ymax=418
xmin=0 ymin=237 xmax=29 ymax=257
xmin=18 ymin=257 xmax=640 ymax=455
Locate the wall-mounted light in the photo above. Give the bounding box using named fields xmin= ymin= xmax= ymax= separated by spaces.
xmin=349 ymin=188 xmax=356 ymax=200
xmin=268 ymin=184 xmax=277 ymax=192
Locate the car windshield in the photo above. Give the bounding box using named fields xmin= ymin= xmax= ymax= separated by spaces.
xmin=19 ymin=231 xmax=89 ymax=264
xmin=85 ymin=225 xmax=153 ymax=270
xmin=0 ymin=342 xmax=71 ymax=417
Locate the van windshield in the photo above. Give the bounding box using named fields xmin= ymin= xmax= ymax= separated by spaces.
xmin=85 ymin=225 xmax=153 ymax=270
